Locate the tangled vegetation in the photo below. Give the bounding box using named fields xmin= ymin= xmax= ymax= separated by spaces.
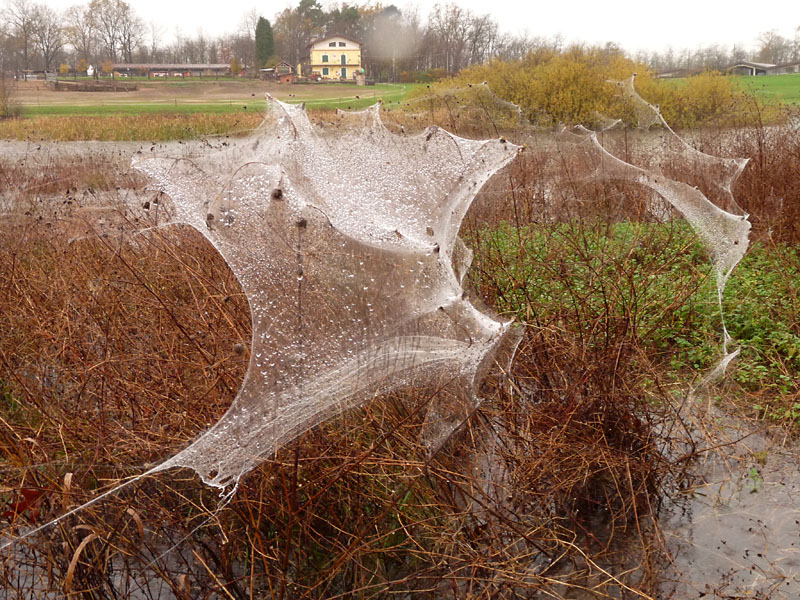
xmin=1 ymin=79 xmax=799 ymax=597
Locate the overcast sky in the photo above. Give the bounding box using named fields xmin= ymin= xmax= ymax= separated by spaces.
xmin=41 ymin=0 xmax=799 ymax=54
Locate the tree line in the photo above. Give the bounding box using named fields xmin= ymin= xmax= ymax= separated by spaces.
xmin=634 ymin=28 xmax=800 ymax=73
xmin=1 ymin=0 xmax=798 ymax=80
xmin=0 ymin=0 xmax=535 ymax=80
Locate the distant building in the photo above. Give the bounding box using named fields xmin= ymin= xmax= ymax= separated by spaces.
xmin=259 ymin=62 xmax=296 ymax=84
xmin=275 ymin=61 xmax=293 ymax=76
xmin=111 ymin=63 xmax=230 ymax=78
xmin=661 ymin=61 xmax=800 ymax=78
xmin=307 ymin=35 xmax=363 ymax=81
xmin=727 ymin=61 xmax=800 ymax=76
xmin=768 ymin=61 xmax=800 ymax=75
xmin=728 ymin=61 xmax=776 ymax=76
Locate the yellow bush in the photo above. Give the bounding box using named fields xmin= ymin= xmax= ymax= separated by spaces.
xmin=412 ymin=47 xmax=771 ymax=129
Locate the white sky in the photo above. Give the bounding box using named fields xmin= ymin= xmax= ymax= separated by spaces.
xmin=42 ymin=0 xmax=799 ymax=54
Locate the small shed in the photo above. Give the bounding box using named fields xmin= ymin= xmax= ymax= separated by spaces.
xmin=275 ymin=61 xmax=293 ymax=76
xmin=260 ymin=62 xmax=295 ymax=83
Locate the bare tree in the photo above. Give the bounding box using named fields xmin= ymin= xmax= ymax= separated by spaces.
xmin=118 ymin=2 xmax=143 ymax=62
xmin=424 ymin=4 xmax=498 ymax=75
xmin=144 ymin=20 xmax=164 ymax=62
xmin=64 ymin=4 xmax=95 ymax=62
xmin=494 ymin=33 xmax=558 ymax=62
xmin=428 ymin=4 xmax=470 ymax=74
xmin=3 ymin=0 xmax=36 ymax=70
xmin=239 ymin=7 xmax=259 ymax=41
xmin=273 ymin=7 xmax=307 ymax=67
xmin=235 ymin=7 xmax=259 ymax=68
xmin=363 ymin=5 xmax=425 ymax=80
xmin=30 ymin=3 xmax=63 ymax=70
xmin=274 ymin=0 xmax=324 ymax=69
xmin=466 ymin=13 xmax=497 ymax=65
xmin=90 ymin=0 xmax=122 ymax=61
xmin=88 ymin=0 xmax=141 ymax=63
xmin=756 ymin=29 xmax=792 ymax=64
xmin=0 ymin=21 xmax=18 ymax=117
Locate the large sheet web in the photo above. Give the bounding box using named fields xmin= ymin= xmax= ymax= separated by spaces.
xmin=0 ymin=79 xmax=753 ymax=552
xmin=402 ymin=78 xmax=750 ymax=370
xmin=132 ymin=98 xmax=521 ymax=489
xmin=601 ymin=76 xmax=750 ymax=356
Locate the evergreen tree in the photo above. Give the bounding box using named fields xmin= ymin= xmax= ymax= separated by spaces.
xmin=255 ymin=17 xmax=275 ymax=68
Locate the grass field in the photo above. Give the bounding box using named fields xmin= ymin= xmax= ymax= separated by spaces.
xmin=3 ymin=78 xmax=800 ymax=599
xmin=14 ymin=81 xmax=420 ymax=117
xmin=0 ymin=80 xmax=421 ymax=140
xmin=731 ymin=74 xmax=800 ymax=104
xmin=654 ymin=73 xmax=800 ymax=106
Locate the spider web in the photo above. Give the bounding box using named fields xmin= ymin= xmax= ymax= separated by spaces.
xmin=132 ymin=98 xmax=522 ymax=488
xmin=0 ymin=78 xmax=753 ymax=552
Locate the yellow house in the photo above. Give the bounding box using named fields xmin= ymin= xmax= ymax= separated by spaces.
xmin=308 ymin=35 xmax=362 ymax=81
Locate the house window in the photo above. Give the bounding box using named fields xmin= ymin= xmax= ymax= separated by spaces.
xmin=322 ymin=67 xmax=329 ymax=76
xmin=328 ymin=42 xmax=336 ymax=47
xmin=341 ymin=54 xmax=346 ymax=65
xmin=338 ymin=42 xmax=346 ymax=47
xmin=322 ymin=54 xmax=328 ymax=63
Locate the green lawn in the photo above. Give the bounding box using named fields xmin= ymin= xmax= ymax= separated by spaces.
xmin=293 ymin=83 xmax=421 ymax=110
xmin=731 ymin=74 xmax=800 ymax=105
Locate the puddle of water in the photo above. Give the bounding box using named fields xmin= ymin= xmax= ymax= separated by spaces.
xmin=658 ymin=401 xmax=800 ymax=599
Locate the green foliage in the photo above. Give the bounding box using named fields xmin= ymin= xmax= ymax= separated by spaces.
xmin=722 ymin=244 xmax=800 ymax=399
xmin=229 ymin=57 xmax=242 ymax=76
xmin=475 ymin=223 xmax=800 ymax=411
xmin=472 ymin=220 xmax=713 ymax=357
xmin=255 ymin=17 xmax=276 ymax=69
xmin=407 ymin=68 xmax=446 ymax=83
xmin=0 ymin=380 xmax=19 ymax=417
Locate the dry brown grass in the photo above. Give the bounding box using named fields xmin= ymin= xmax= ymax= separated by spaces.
xmin=0 ymin=130 xmax=692 ymax=599
xmin=6 ymin=107 xmax=799 ymax=598
xmin=0 ymin=113 xmax=265 ymax=141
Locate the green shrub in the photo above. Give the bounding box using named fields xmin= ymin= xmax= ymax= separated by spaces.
xmin=473 ymin=222 xmax=800 ymax=411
